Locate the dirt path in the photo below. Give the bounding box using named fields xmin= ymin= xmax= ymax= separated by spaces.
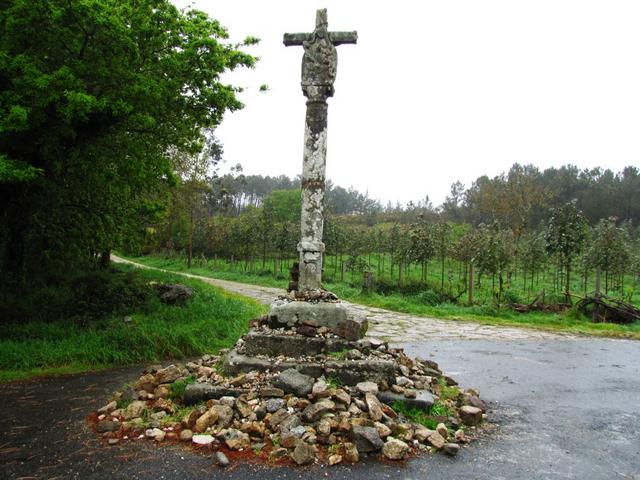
xmin=113 ymin=255 xmax=569 ymax=342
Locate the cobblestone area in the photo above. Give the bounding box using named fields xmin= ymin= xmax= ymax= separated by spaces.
xmin=113 ymin=256 xmax=571 ymax=342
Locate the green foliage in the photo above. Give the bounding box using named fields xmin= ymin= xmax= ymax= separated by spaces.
xmin=326 ymin=375 xmax=342 ymax=389
xmin=0 ymin=265 xmax=264 ymax=381
xmin=392 ymin=400 xmax=452 ymax=430
xmin=437 ymin=377 xmax=460 ymax=401
xmin=328 ymin=349 xmax=348 ymax=360
xmin=0 ymin=0 xmax=257 ymax=280
xmin=1 ymin=268 xmax=154 ymax=323
xmin=170 ymin=376 xmax=196 ymax=400
xmin=128 ymin=254 xmax=640 ymax=339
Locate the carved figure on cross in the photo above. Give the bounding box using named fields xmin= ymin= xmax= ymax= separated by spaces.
xmin=284 ymin=9 xmax=356 ymax=293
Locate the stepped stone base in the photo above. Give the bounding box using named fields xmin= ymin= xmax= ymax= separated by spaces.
xmin=268 ymin=300 xmax=367 ymax=340
xmin=223 ymin=349 xmax=397 ymax=386
xmin=240 ymin=330 xmax=369 ymax=358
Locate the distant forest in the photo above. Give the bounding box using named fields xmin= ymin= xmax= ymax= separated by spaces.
xmin=143 ymin=162 xmax=640 ymax=305
xmin=204 ymin=163 xmax=640 ymax=226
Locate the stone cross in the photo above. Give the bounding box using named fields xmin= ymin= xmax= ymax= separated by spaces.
xmin=284 ymin=9 xmax=357 ymax=292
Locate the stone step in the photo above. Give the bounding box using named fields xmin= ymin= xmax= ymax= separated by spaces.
xmin=222 ymin=349 xmax=397 ymax=386
xmin=268 ymin=300 xmax=368 ymax=340
xmin=239 ymin=330 xmax=369 ymax=358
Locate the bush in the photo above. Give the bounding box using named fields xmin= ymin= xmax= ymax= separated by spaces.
xmin=1 ymin=268 xmax=154 ymax=324
xmin=416 ymin=289 xmax=446 ymax=306
xmin=502 ymin=289 xmax=523 ymax=305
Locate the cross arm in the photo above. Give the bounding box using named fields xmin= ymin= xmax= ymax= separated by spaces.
xmin=283 ymin=31 xmax=358 ymax=46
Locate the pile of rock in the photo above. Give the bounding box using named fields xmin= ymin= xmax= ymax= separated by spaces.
xmin=93 ymin=294 xmax=487 ymax=466
xmin=94 ymin=348 xmax=486 ymax=465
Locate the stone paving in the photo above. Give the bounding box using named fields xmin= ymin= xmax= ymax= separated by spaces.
xmin=113 ymin=255 xmax=572 ymax=343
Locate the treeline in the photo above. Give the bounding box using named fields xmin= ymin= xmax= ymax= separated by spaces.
xmin=143 ymin=163 xmax=640 ymax=305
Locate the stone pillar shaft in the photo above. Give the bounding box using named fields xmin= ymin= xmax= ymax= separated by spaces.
xmin=298 ymin=96 xmax=328 ymax=291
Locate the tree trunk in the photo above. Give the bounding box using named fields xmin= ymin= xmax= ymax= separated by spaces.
xmin=99 ymin=249 xmax=111 ymax=270
xmin=468 ymin=263 xmax=474 ymax=305
xmin=187 ymin=209 xmax=194 ymax=269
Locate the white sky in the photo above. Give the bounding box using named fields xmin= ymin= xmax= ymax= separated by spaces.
xmin=176 ymin=0 xmax=640 ymax=206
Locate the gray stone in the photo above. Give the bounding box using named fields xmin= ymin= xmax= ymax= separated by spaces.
xmin=223 ymin=351 xmax=323 ymax=378
xmin=278 ymin=414 xmax=302 ymax=433
xmin=155 ymin=364 xmax=183 ymax=384
xmin=459 ymin=405 xmax=483 ymax=426
xmin=302 ymin=399 xmax=335 ymax=422
xmin=179 ymin=429 xmax=193 ymax=441
xmin=156 ymin=283 xmax=193 ymax=305
xmin=222 ymin=428 xmax=250 ymax=450
xmin=427 ymin=431 xmax=446 ymax=449
xmin=273 ymin=368 xmax=315 ymax=396
xmin=351 ymin=425 xmax=383 ymax=453
xmin=382 ymin=437 xmax=409 ymax=460
xmin=183 ymin=383 xmax=248 ymax=405
xmin=356 ymin=381 xmax=379 ymax=395
xmin=122 ymin=400 xmax=147 ymax=420
xmin=97 ymin=401 xmax=117 ymax=414
xmin=213 ymin=451 xmax=230 ymax=467
xmin=211 ymin=404 xmax=234 ymax=429
xmin=377 ymin=390 xmax=434 ymax=410
xmin=443 ymin=443 xmax=460 ymax=456
xmin=264 ymin=398 xmax=286 ymax=413
xmin=96 ymin=419 xmax=120 ymax=433
xmin=192 ymin=434 xmax=215 ymax=445
xmin=365 ymin=393 xmax=383 ymax=421
xmin=281 ymin=425 xmax=306 ymax=448
xmin=268 ymin=301 xmax=368 ymax=341
xmin=291 ymin=441 xmax=316 ymax=465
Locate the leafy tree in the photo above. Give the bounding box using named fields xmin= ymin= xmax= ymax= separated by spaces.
xmin=431 ymin=222 xmax=452 ymax=290
xmin=409 ymin=215 xmax=435 ymax=282
xmin=545 ymin=201 xmax=587 ymax=301
xmin=586 ymin=217 xmax=631 ymax=293
xmin=0 ymin=0 xmax=257 ymax=281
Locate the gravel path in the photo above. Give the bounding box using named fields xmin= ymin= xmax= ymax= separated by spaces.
xmin=113 ymin=255 xmax=570 ymax=342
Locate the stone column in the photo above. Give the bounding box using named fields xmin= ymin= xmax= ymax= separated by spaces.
xmin=284 ymin=9 xmax=357 ymax=292
xmin=298 ymin=89 xmax=329 ymax=291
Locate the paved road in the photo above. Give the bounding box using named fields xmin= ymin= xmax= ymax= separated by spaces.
xmin=2 ymin=258 xmax=637 ymax=479
xmin=1 ymin=338 xmax=638 ymax=479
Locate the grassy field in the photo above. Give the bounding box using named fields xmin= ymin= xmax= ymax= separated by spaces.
xmin=0 ymin=264 xmax=265 ymax=382
xmin=125 ymin=254 xmax=640 ymax=340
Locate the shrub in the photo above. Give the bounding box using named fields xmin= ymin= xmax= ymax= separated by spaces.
xmin=502 ymin=289 xmax=522 ymax=305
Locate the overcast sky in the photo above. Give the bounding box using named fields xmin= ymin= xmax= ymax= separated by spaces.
xmin=176 ymin=0 xmax=640 ymax=206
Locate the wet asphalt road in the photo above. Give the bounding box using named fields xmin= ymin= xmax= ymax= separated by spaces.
xmin=1 ymin=337 xmax=638 ymax=480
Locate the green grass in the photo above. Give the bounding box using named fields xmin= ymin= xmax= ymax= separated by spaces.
xmin=0 ymin=265 xmax=265 ymax=382
xmin=124 ymin=254 xmax=640 ymax=340
xmin=392 ymin=400 xmax=453 ymax=430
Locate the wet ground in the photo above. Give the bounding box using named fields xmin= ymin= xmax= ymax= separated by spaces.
xmin=2 ymin=258 xmax=637 ymax=479
xmin=1 ymin=337 xmax=638 ymax=479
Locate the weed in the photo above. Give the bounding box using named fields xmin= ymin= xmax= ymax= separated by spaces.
xmin=438 ymin=377 xmax=461 ymax=401
xmin=328 ymin=443 xmax=341 ymax=455
xmin=326 ymin=375 xmax=342 ymax=389
xmin=429 ymin=400 xmax=453 ymax=418
xmin=328 ymin=349 xmax=348 ymax=360
xmin=170 ymin=376 xmax=196 ymax=400
xmin=392 ymin=400 xmax=452 ymax=430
